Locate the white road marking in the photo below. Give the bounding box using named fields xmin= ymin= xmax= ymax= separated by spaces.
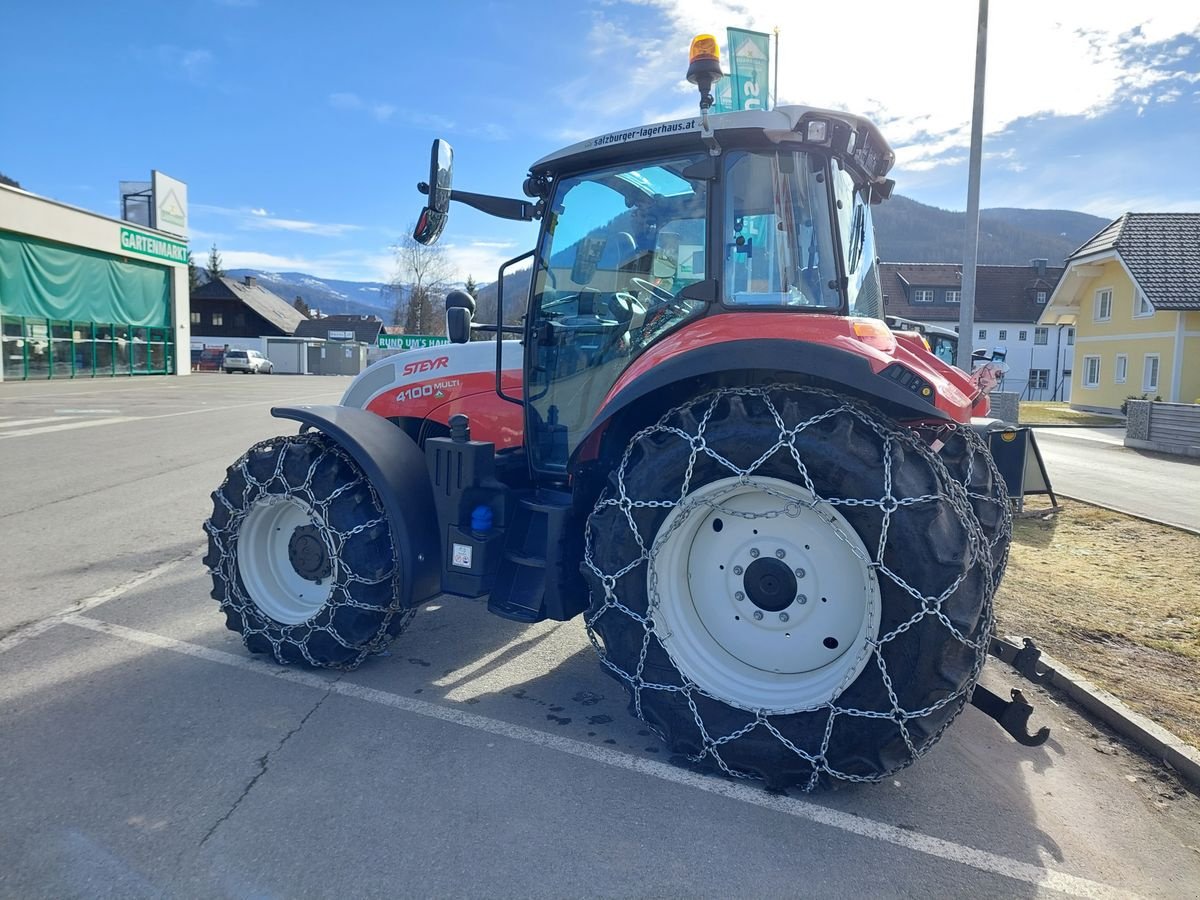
xmin=0 ymin=416 xmax=139 ymax=438
xmin=0 ymin=416 xmax=82 ymax=429
xmin=54 ymin=408 xmax=122 ymax=415
xmin=0 ymin=551 xmax=202 ymax=655
xmin=58 ymin=614 xmax=1133 ymax=899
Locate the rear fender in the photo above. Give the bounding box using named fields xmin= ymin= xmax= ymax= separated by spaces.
xmin=273 ymin=404 xmax=441 ymax=605
xmin=572 ymin=339 xmax=956 ymax=469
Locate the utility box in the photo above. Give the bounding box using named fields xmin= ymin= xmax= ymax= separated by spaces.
xmin=307 ymin=340 xmax=366 ymax=376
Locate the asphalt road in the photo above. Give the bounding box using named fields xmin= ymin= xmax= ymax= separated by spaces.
xmin=2 ymin=375 xmax=1199 ymax=899
xmin=1031 ymin=427 xmax=1200 ymax=532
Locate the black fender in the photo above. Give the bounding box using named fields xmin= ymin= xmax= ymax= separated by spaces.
xmin=273 ymin=405 xmax=441 ymax=605
xmin=572 ymin=339 xmax=951 ymax=467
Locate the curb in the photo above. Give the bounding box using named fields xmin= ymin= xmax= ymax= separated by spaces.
xmin=992 ymin=636 xmax=1200 ymax=790
xmin=1053 ymin=492 xmax=1200 ymax=537
xmin=1023 ymin=422 xmax=1125 ymax=429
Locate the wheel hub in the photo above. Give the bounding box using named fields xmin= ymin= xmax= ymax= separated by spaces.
xmin=649 ymin=476 xmax=880 ymax=714
xmin=743 ymin=557 xmax=796 ymax=612
xmin=288 ymin=525 xmax=331 ymax=582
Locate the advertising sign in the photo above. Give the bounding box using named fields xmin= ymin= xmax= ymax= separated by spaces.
xmin=119 ymin=226 xmax=189 ymax=265
xmin=151 ymin=170 xmax=188 ymax=237
xmin=714 ymin=28 xmax=771 ymax=113
xmin=379 ymin=334 xmax=450 ymax=350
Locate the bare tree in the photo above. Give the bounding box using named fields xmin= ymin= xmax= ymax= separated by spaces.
xmin=392 ymin=228 xmax=453 ymax=336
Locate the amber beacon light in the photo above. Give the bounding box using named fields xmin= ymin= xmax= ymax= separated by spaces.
xmin=687 ymin=34 xmax=723 ymax=109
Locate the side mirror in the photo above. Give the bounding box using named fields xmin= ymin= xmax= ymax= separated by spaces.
xmin=446 ymin=306 xmax=471 ymax=344
xmin=413 ymin=139 xmax=454 ymax=245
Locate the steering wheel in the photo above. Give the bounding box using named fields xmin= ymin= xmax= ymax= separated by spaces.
xmin=630 ymin=276 xmax=687 ymax=312
xmin=608 ymin=291 xmax=647 ymax=322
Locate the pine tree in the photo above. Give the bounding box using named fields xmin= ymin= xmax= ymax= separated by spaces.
xmin=207 ymin=243 xmax=226 ymax=281
xmin=293 ymin=295 xmax=312 ymax=318
xmin=464 ymin=274 xmax=478 ymax=298
xmin=186 ymin=250 xmax=202 ymax=292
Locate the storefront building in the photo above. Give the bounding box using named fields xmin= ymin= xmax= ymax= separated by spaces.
xmin=0 ymin=183 xmax=190 ymax=381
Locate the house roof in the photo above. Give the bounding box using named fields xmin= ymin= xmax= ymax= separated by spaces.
xmin=1070 ymin=213 xmax=1200 ymax=310
xmin=192 ymin=276 xmax=305 ymax=335
xmin=294 ymin=314 xmax=383 ymax=344
xmin=879 ymin=261 xmax=1063 ymax=324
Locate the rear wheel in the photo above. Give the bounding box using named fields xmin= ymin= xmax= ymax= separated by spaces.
xmin=203 ymin=432 xmax=414 ymax=669
xmin=583 ymin=385 xmax=1010 ymax=790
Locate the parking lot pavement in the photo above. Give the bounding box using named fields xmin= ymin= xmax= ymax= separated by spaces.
xmin=3 ymin=377 xmax=1200 ymax=898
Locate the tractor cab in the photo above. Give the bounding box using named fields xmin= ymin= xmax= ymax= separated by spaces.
xmin=414 ymin=42 xmax=903 ymax=476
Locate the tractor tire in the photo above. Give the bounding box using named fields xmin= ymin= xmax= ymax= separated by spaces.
xmin=203 ymin=431 xmax=414 ymax=669
xmin=583 ymin=385 xmax=1010 ymax=790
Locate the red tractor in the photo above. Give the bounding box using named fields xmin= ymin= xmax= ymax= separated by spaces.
xmin=205 ymin=37 xmax=1019 ymax=790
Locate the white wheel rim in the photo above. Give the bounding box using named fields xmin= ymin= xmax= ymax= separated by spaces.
xmin=650 ymin=476 xmax=879 ymax=714
xmin=237 ymin=494 xmax=335 ymax=625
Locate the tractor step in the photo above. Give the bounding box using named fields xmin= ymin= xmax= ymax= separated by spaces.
xmin=488 ymin=490 xmax=587 ymax=623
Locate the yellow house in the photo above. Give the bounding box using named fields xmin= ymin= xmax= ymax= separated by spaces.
xmin=1039 ymin=213 xmax=1200 ymax=413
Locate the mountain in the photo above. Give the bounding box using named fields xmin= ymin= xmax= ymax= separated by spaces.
xmin=226 ymin=269 xmax=402 ymax=320
xmin=872 ymin=196 xmax=1110 ymax=266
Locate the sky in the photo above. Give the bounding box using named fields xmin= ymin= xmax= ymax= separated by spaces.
xmin=3 ymin=1 xmax=1198 ymax=284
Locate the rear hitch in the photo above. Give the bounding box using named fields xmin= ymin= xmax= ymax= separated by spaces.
xmin=970 ymin=685 xmax=1051 ymax=747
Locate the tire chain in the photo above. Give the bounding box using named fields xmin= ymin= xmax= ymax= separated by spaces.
xmin=204 ymin=433 xmax=415 ymax=670
xmin=583 ymin=385 xmax=1012 ymax=790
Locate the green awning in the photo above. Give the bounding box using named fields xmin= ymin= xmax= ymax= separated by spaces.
xmin=0 ymin=229 xmax=170 ymax=327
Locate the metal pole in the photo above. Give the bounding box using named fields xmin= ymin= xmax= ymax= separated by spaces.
xmin=773 ymin=27 xmax=780 ymax=108
xmin=956 ymin=0 xmax=988 ymax=371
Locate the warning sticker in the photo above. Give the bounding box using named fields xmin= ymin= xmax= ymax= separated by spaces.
xmin=452 ymin=543 xmax=473 ymax=569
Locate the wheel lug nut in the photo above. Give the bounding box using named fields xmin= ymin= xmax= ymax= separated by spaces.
xmin=775 ymin=549 xmax=786 ymax=559
xmin=779 ymin=612 xmax=789 ymax=623
xmin=798 ymin=594 xmax=808 ymax=605
xmin=795 ymin=568 xmax=806 ymax=578
xmin=750 ymin=548 xmax=760 ymax=558
xmin=735 ymin=591 xmax=745 ymax=601
xmin=733 ymin=565 xmax=743 ymax=576
xmin=752 ymin=610 xmax=763 ymax=621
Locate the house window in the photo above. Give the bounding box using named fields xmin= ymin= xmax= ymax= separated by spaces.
xmin=1030 ymin=369 xmax=1050 ymax=390
xmin=1143 ymin=354 xmax=1160 ymax=392
xmin=1036 ymin=290 xmax=1048 ymax=304
xmin=978 ymin=329 xmax=987 ymax=340
xmin=1134 ymin=293 xmax=1154 ymax=318
xmin=1034 ymin=327 xmax=1048 ymax=345
xmin=1082 ymin=356 xmax=1101 ymax=388
xmin=1018 ymin=330 xmax=1027 ymax=342
xmin=1094 ymin=288 xmax=1112 ymax=322
xmin=190 ymin=312 xmax=200 ymax=325
xmin=1114 ymin=354 xmax=1128 ymax=384
xmin=912 ymin=289 xmax=934 ymax=303
xmin=945 ymin=290 xmax=961 ymax=304
xmin=212 ymin=312 xmax=224 ymax=327
xmin=998 ymin=329 xmax=1008 ymax=341
xmin=1066 ymin=327 xmax=1075 ymax=346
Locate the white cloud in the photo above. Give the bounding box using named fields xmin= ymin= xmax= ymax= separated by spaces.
xmin=586 ymin=2 xmax=1199 ymax=174
xmin=193 ymin=203 xmax=362 ymax=237
xmin=329 ymin=92 xmax=396 ymax=123
xmin=220 ymin=249 xmax=397 ymax=282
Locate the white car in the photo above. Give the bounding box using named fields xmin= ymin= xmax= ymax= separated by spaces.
xmin=223 ymin=349 xmax=273 ymax=374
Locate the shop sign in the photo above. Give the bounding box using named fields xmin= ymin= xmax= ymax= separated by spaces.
xmin=119 ymin=227 xmax=189 ymax=265
xmin=379 ymin=334 xmax=450 ymax=350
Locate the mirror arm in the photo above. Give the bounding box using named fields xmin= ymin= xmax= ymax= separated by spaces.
xmin=473 ymin=323 xmax=524 ymax=335
xmin=455 ymin=188 xmax=538 ymax=221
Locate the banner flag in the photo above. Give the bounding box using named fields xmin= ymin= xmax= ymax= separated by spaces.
xmin=726 ymin=27 xmax=771 ymax=112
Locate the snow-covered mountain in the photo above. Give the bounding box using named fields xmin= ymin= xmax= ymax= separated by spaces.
xmin=227 ymin=269 xmax=401 ymax=319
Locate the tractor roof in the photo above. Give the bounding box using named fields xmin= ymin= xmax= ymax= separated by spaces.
xmin=531 ymin=105 xmax=896 ymax=191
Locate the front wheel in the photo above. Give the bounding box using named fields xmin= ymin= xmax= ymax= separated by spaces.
xmin=203 ymin=432 xmax=415 ymax=669
xmin=583 ymin=385 xmax=1010 ymax=790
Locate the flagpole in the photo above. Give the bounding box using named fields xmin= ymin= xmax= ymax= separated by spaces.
xmin=957 ymin=0 xmax=988 ymax=371
xmin=773 ymin=26 xmax=780 ymax=108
